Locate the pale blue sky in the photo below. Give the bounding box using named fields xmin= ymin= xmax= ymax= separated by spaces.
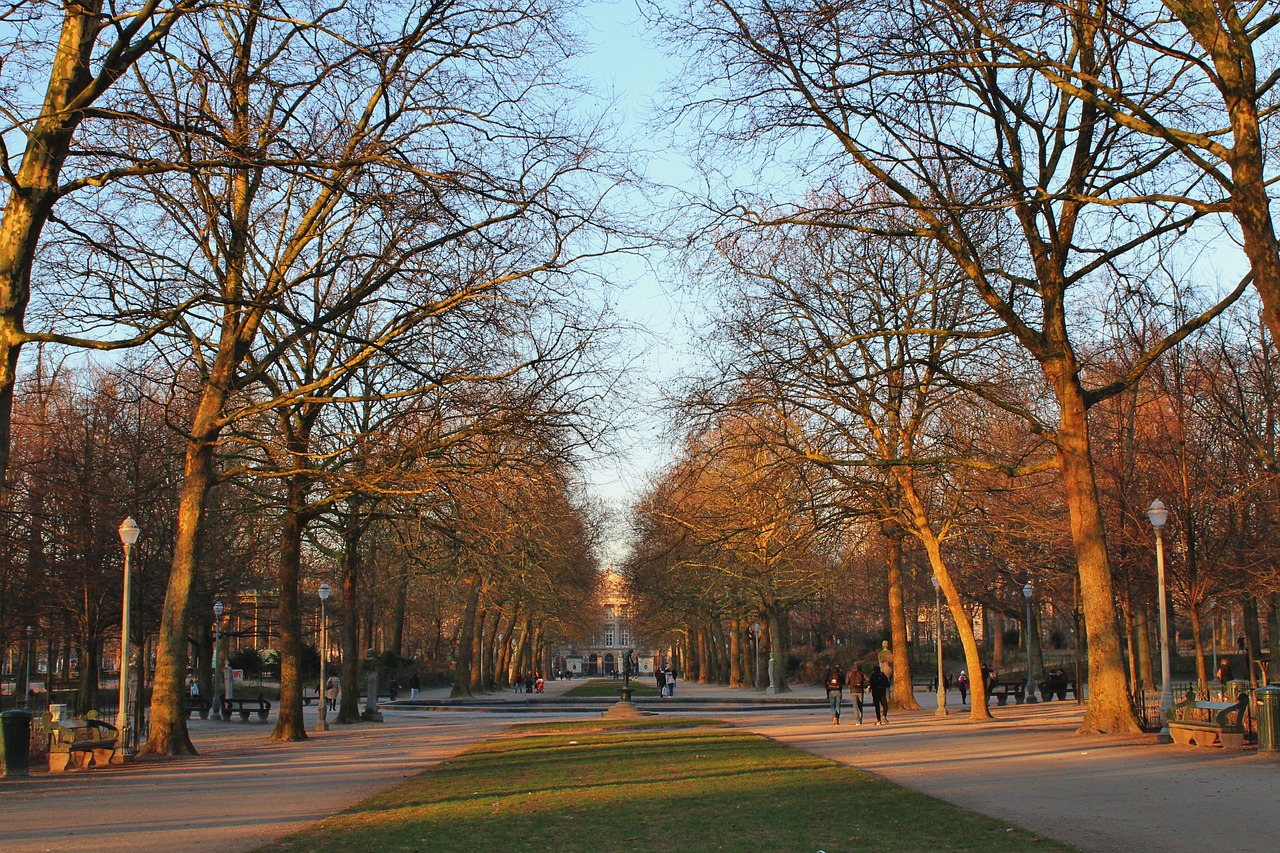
xmin=570 ymin=0 xmax=704 ymax=556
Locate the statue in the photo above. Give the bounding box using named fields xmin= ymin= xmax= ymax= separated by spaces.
xmin=623 ymin=649 xmax=634 ymax=686
xmin=878 ymin=640 xmax=894 ymax=683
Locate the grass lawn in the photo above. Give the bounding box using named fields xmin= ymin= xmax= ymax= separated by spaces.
xmin=562 ymin=678 xmax=660 ymax=698
xmin=257 ymin=718 xmax=1077 ymax=853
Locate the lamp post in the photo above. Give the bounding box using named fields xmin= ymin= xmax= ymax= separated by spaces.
xmin=210 ymin=600 xmax=225 ymax=720
xmin=932 ymin=576 xmax=947 ymax=717
xmin=25 ymin=624 xmax=33 ymax=709
xmin=317 ymin=582 xmax=330 ymax=731
xmin=116 ymin=517 xmax=140 ymax=753
xmin=1023 ymin=582 xmax=1038 ymax=704
xmin=1148 ymin=499 xmax=1173 ymax=742
xmin=1210 ymin=600 xmax=1218 ymax=695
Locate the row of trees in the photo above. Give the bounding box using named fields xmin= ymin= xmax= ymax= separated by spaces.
xmin=0 ymin=0 xmax=626 ymax=752
xmin=624 ymin=0 xmax=1280 ymax=732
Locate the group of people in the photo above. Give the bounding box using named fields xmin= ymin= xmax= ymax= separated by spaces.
xmin=512 ymin=672 xmax=545 ymax=693
xmin=824 ymin=662 xmax=891 ymax=725
xmin=929 ymin=670 xmax=973 ymax=704
xmin=655 ymin=667 xmax=677 ymax=697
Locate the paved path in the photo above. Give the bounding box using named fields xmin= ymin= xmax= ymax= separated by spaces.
xmin=2 ymin=677 xmax=1277 ymax=853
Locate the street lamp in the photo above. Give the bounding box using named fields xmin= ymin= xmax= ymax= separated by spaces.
xmin=210 ymin=600 xmax=225 ymax=720
xmin=1023 ymin=582 xmax=1038 ymax=704
xmin=1210 ymin=601 xmax=1218 ymax=696
xmin=1148 ymin=499 xmax=1173 ymax=742
xmin=317 ymin=582 xmax=330 ymax=731
xmin=116 ymin=516 xmax=140 ymax=754
xmin=932 ymin=576 xmax=947 ymax=717
xmin=25 ymin=624 xmax=33 ymax=709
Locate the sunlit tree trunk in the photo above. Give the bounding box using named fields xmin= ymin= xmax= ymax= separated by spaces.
xmin=883 ymin=524 xmax=921 ymax=711
xmin=1054 ymin=369 xmax=1141 ymax=733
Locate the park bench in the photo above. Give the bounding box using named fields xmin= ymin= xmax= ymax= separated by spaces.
xmin=44 ymin=716 xmax=119 ymax=772
xmin=184 ymin=695 xmax=211 ymax=719
xmin=1038 ymin=669 xmax=1078 ymax=701
xmin=1166 ymin=688 xmax=1249 ymax=749
xmin=220 ymin=695 xmax=272 ymax=721
xmin=302 ymin=686 xmax=320 ymax=705
xmin=987 ymin=681 xmax=1026 ymax=706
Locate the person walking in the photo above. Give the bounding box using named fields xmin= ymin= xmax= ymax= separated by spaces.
xmin=956 ymin=670 xmax=969 ymax=705
xmin=656 ymin=668 xmax=667 ymax=697
xmin=1216 ymin=658 xmax=1234 ymax=697
xmin=408 ymin=672 xmax=420 ymax=700
xmin=870 ymin=665 xmax=891 ymax=725
xmin=824 ymin=663 xmax=844 ymax=724
xmin=846 ymin=663 xmax=867 ymax=725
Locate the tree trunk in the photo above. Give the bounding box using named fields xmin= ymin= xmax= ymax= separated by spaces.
xmin=271 ymin=473 xmax=310 ymax=742
xmin=450 ymin=575 xmax=479 ymax=698
xmin=898 ymin=473 xmax=992 ymax=720
xmin=1137 ymin=606 xmax=1155 ymax=689
xmin=1054 ymin=378 xmax=1141 ymax=733
xmin=766 ymin=603 xmax=790 ymax=693
xmin=1268 ymin=593 xmax=1280 ymax=684
xmin=993 ymin=610 xmax=1005 ymax=669
xmin=1123 ymin=600 xmax=1138 ymax=689
xmin=336 ymin=521 xmax=363 ymax=724
xmin=140 ymin=422 xmax=221 ymax=756
xmin=76 ymin=634 xmax=99 ymax=715
xmin=883 ymin=524 xmax=921 ymax=711
xmin=729 ymin=618 xmax=743 ymax=687
xmin=1189 ymin=604 xmax=1207 ymax=689
xmin=389 ymin=567 xmax=409 ymax=658
xmin=1243 ymin=595 xmax=1262 ymax=686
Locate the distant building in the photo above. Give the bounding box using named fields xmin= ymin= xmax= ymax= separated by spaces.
xmin=556 ymin=567 xmax=659 ymax=677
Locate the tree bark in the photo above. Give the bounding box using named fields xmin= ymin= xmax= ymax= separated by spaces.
xmin=139 ymin=411 xmax=222 ymax=756
xmin=729 ymin=618 xmax=743 ymax=687
xmin=883 ymin=524 xmax=921 ymax=711
xmin=898 ymin=472 xmax=992 ymax=720
xmin=271 ymin=472 xmax=311 ymax=742
xmin=450 ymin=576 xmax=480 ymax=698
xmin=335 ymin=519 xmax=364 ymax=724
xmin=1054 ymin=372 xmax=1141 ymax=733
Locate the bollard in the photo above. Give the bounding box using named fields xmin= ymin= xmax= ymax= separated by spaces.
xmin=1 ymin=709 xmax=33 ymax=777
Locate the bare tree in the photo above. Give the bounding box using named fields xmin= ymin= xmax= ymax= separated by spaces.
xmin=53 ymin=0 xmax=623 ymax=755
xmin=0 ymin=1 xmax=207 ymax=482
xmin=660 ymin=0 xmax=1248 ymax=732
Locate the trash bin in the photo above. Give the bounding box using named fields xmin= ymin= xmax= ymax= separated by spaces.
xmin=1 ymin=708 xmax=33 ymax=777
xmin=1256 ymin=686 xmax=1280 ymax=753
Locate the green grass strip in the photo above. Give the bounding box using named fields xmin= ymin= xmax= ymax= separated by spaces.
xmin=562 ymin=678 xmax=660 ymax=698
xmin=258 ymin=719 xmax=1077 ymax=853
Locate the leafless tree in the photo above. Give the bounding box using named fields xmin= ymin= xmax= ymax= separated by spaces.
xmin=658 ymin=0 xmax=1248 ymax=732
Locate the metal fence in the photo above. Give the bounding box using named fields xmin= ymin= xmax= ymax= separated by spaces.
xmin=1131 ymin=681 xmax=1257 ymax=741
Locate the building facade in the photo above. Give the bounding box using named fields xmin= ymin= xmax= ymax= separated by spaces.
xmin=556 ymin=568 xmax=660 ymax=677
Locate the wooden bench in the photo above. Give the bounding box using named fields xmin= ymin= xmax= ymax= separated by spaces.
xmin=1038 ymin=670 xmax=1078 ymax=701
xmin=302 ymin=686 xmax=320 ymax=706
xmin=988 ymin=681 xmax=1026 ymax=705
xmin=1166 ymin=689 xmax=1249 ymax=749
xmin=184 ymin=695 xmax=211 ymax=719
xmin=220 ymin=695 xmax=271 ymax=721
xmin=45 ymin=717 xmax=120 ymax=772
